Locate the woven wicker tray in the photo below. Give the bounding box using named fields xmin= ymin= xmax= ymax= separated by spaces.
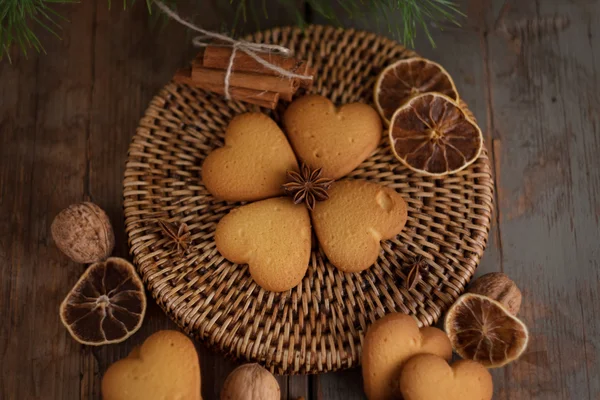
xmin=123 ymin=25 xmax=494 ymax=374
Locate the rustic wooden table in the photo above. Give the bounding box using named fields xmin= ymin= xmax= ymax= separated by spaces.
xmin=2 ymin=0 xmax=599 ymax=399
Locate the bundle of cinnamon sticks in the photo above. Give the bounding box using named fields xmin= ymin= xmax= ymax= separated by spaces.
xmin=174 ymin=46 xmax=315 ymax=109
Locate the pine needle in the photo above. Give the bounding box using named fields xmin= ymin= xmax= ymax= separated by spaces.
xmin=230 ymin=0 xmax=463 ymax=47
xmin=0 ymin=0 xmax=75 ymax=60
xmin=1 ymin=0 xmax=462 ymax=61
xmin=0 ymin=0 xmax=155 ymax=61
xmin=321 ymin=0 xmax=464 ymax=47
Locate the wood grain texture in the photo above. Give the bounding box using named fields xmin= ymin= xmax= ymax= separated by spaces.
xmin=2 ymin=0 xmax=599 ymax=399
xmin=0 ymin=2 xmax=95 ymax=399
xmin=485 ymin=1 xmax=600 ymax=399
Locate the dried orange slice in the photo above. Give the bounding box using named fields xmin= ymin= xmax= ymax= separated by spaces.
xmin=389 ymin=93 xmax=483 ymax=176
xmin=445 ymin=293 xmax=529 ymax=368
xmin=60 ymin=257 xmax=146 ymax=345
xmin=374 ymin=57 xmax=459 ymax=124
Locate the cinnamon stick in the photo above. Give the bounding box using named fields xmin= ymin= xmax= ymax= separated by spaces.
xmin=202 ymin=47 xmax=300 ymax=75
xmin=202 ymin=47 xmax=313 ymax=88
xmin=190 ymin=63 xmax=299 ymax=100
xmin=296 ymin=62 xmax=315 ymax=90
xmin=173 ymin=68 xmax=279 ymax=109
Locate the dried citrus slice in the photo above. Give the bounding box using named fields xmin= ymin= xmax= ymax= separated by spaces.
xmin=374 ymin=57 xmax=459 ymax=124
xmin=60 ymin=257 xmax=146 ymax=345
xmin=445 ymin=293 xmax=529 ymax=368
xmin=389 ymin=93 xmax=483 ymax=176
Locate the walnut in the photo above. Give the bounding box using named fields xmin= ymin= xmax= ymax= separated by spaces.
xmin=51 ymin=202 xmax=114 ymax=264
xmin=467 ymin=272 xmax=522 ymax=315
xmin=221 ymin=363 xmax=280 ymax=400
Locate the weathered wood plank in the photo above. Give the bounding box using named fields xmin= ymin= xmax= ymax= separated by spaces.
xmin=485 ymin=0 xmax=600 ymax=399
xmin=312 ymin=369 xmax=365 ymax=400
xmin=288 ymin=375 xmax=310 ymax=399
xmin=0 ymin=2 xmax=96 ymax=399
xmin=7 ymin=1 xmax=600 ymax=400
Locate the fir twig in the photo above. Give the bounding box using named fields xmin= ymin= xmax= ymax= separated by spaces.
xmin=1 ymin=0 xmax=74 ymax=61
xmin=232 ymin=0 xmax=463 ymax=47
xmin=319 ymin=0 xmax=464 ymax=47
xmin=1 ymin=0 xmax=463 ymax=61
xmin=0 ymin=0 xmax=153 ymax=61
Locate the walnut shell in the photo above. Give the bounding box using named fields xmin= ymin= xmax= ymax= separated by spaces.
xmin=51 ymin=202 xmax=115 ymax=264
xmin=221 ymin=363 xmax=280 ymax=400
xmin=467 ymin=272 xmax=522 ymax=315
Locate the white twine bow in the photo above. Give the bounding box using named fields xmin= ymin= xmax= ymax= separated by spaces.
xmin=154 ymin=1 xmax=313 ymax=100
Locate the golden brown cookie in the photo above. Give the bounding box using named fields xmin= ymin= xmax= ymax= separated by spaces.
xmin=398 ymin=354 xmax=493 ymax=400
xmin=283 ymin=95 xmax=382 ymax=180
xmin=215 ymin=197 xmax=311 ymax=292
xmin=362 ymin=313 xmax=452 ymax=400
xmin=101 ymin=330 xmax=201 ymax=400
xmin=202 ymin=113 xmax=298 ymax=202
xmin=312 ymin=179 xmax=408 ymax=272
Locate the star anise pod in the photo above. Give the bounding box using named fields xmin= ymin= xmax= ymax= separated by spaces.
xmin=282 ymin=163 xmax=334 ymax=211
xmin=157 ymin=219 xmax=192 ymax=255
xmin=404 ymin=256 xmax=430 ymax=291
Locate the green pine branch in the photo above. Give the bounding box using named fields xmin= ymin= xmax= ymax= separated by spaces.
xmin=0 ymin=0 xmax=153 ymax=61
xmin=372 ymin=0 xmax=464 ymax=47
xmin=308 ymin=0 xmax=463 ymax=47
xmin=1 ymin=0 xmax=73 ymax=62
xmin=232 ymin=0 xmax=463 ymax=47
xmin=1 ymin=0 xmax=462 ymax=62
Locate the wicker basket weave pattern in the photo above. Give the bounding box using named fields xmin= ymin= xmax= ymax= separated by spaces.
xmin=123 ymin=25 xmax=494 ymax=374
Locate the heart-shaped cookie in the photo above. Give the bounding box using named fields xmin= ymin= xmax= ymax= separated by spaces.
xmin=283 ymin=95 xmax=382 ymax=180
xmin=101 ymin=330 xmax=201 ymax=400
xmin=215 ymin=197 xmax=311 ymax=292
xmin=399 ymin=354 xmax=493 ymax=400
xmin=202 ymin=113 xmax=298 ymax=202
xmin=312 ymin=179 xmax=408 ymax=272
xmin=362 ymin=313 xmax=452 ymax=400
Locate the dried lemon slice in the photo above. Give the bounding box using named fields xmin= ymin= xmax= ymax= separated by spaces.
xmin=374 ymin=57 xmax=459 ymax=124
xmin=389 ymin=93 xmax=483 ymax=176
xmin=60 ymin=257 xmax=146 ymax=345
xmin=445 ymin=293 xmax=529 ymax=368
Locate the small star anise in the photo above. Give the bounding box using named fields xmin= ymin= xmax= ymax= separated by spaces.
xmin=282 ymin=163 xmax=334 ymax=211
xmin=404 ymin=256 xmax=430 ymax=291
xmin=157 ymin=219 xmax=192 ymax=255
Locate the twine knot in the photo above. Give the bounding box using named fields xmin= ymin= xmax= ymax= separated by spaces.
xmin=154 ymin=1 xmax=313 ymax=100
